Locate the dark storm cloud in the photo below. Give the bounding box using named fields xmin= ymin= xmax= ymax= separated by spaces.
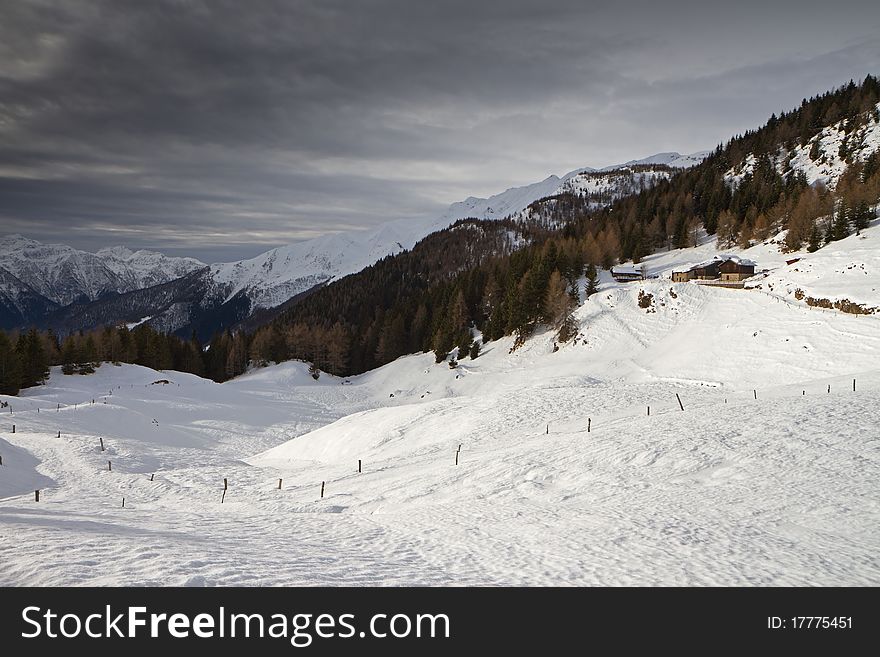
xmin=1 ymin=0 xmax=878 ymax=261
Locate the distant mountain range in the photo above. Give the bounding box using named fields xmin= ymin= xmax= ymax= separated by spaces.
xmin=0 ymin=151 xmax=707 ymax=337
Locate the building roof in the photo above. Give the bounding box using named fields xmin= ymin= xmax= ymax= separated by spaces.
xmin=611 ymin=265 xmax=643 ymax=275
xmin=686 ymin=254 xmax=756 ymax=272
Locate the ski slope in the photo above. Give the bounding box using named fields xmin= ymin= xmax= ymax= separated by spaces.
xmin=1 ymin=248 xmax=878 ymax=585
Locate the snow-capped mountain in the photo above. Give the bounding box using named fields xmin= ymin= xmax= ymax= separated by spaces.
xmin=0 ymin=235 xmax=205 ymax=307
xmin=0 ymin=266 xmax=59 ymax=330
xmin=603 ymin=150 xmax=712 ymax=171
xmin=209 ymin=151 xmax=708 ymax=313
xmin=95 ymin=245 xmax=207 ymax=292
xmin=2 ymin=150 xmax=706 ymax=336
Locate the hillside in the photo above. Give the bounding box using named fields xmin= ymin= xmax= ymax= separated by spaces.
xmin=1 ymin=220 xmax=878 ymax=584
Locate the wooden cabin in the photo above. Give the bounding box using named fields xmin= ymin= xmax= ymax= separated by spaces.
xmin=611 ymin=265 xmax=645 ymax=282
xmin=719 ymin=259 xmax=756 ymax=281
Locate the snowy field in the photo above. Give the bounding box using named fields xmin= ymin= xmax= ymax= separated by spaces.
xmin=1 ymin=234 xmax=880 ymax=586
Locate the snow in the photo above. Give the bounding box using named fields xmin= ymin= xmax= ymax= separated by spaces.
xmin=2 ymin=222 xmax=879 ymax=586
xmin=600 ymin=150 xmax=710 ymax=171
xmin=0 ymin=234 xmax=205 ymax=306
xmin=725 ymin=102 xmax=880 ymax=190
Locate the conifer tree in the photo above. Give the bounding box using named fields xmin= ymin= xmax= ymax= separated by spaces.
xmin=584 ymin=263 xmax=599 ymax=298
xmin=0 ymin=332 xmax=21 ymax=395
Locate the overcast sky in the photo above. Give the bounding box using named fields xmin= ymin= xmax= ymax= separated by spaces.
xmin=1 ymin=0 xmax=879 ymax=262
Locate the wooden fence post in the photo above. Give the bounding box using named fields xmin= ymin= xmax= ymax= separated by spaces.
xmin=753 ymin=390 xmax=757 ymax=400
xmin=221 ymin=478 xmax=228 ymax=503
xmin=35 ymin=490 xmax=40 ymax=502
xmin=647 ymin=406 xmax=650 ymax=416
xmin=122 ymin=497 xmax=125 ymax=508
xmin=455 ymin=450 xmax=459 ymax=466
xmin=588 ymin=418 xmax=591 ymax=432
xmin=278 ymin=478 xmax=282 ymax=489
xmin=320 ymin=481 xmax=325 ymax=498
xmin=828 ymin=384 xmax=831 ymax=393
xmin=853 ymin=378 xmax=856 ymax=392
xmin=546 ymin=424 xmax=549 ymax=434
xmin=676 ymin=394 xmax=684 ymax=411
xmin=150 ymin=474 xmax=154 ymax=482
xmin=0 ymin=454 xmax=3 ymax=466
xmin=100 ymin=437 xmax=105 ymax=451
xmin=358 ymin=459 xmax=362 ymax=473
xmin=107 ymin=460 xmax=112 ymax=471
xmin=11 ymin=425 xmax=14 ymax=434
xmin=57 ymin=431 xmax=60 ymax=438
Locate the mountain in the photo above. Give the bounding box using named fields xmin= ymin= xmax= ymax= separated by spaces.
xmin=0 ymin=266 xmax=59 ymax=330
xmin=0 ymin=235 xmax=205 ymax=307
xmin=210 ymin=152 xmax=706 ymax=313
xmin=3 ymin=151 xmax=706 ymax=337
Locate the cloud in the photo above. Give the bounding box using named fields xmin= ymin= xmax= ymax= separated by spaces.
xmin=0 ymin=0 xmax=878 ymax=261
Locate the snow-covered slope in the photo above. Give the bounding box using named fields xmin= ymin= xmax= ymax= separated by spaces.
xmin=601 ymin=150 xmax=711 ymax=171
xmin=0 ymin=235 xmax=205 ymax=307
xmin=2 ymin=220 xmax=878 ymax=587
xmin=725 ymin=102 xmax=880 ymax=189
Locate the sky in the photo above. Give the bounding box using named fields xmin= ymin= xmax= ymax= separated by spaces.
xmin=1 ymin=0 xmax=879 ymax=263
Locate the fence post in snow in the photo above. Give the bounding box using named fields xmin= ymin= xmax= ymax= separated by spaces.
xmin=455 ymin=450 xmax=459 ymax=466
xmin=0 ymin=454 xmax=3 ymax=466
xmin=11 ymin=425 xmax=14 ymax=433
xmin=122 ymin=497 xmax=125 ymax=508
xmin=546 ymin=423 xmax=549 ymax=435
xmin=828 ymin=384 xmax=831 ymax=394
xmin=221 ymin=478 xmax=228 ymax=503
xmin=676 ymin=394 xmax=684 ymax=411
xmin=35 ymin=490 xmax=40 ymax=502
xmin=278 ymin=478 xmax=282 ymax=489
xmin=100 ymin=437 xmax=104 ymax=451
xmin=588 ymin=418 xmax=591 ymax=432
xmin=647 ymin=406 xmax=650 ymax=416
xmin=853 ymin=379 xmax=856 ymax=392
xmin=150 ymin=473 xmax=155 ymax=482
xmin=107 ymin=460 xmax=112 ymax=471
xmin=320 ymin=481 xmax=325 ymax=498
xmin=753 ymin=390 xmax=757 ymax=400
xmin=358 ymin=459 xmax=362 ymax=473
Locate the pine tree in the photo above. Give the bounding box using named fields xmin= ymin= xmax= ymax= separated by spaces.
xmin=0 ymin=332 xmax=21 ymax=395
xmin=851 ymin=199 xmax=872 ymax=233
xmin=15 ymin=328 xmax=48 ymax=388
xmin=828 ymin=201 xmax=851 ymax=242
xmin=60 ymin=335 xmax=78 ymax=375
xmin=584 ymin=263 xmax=599 ymax=298
xmin=807 ymin=222 xmax=822 ymax=252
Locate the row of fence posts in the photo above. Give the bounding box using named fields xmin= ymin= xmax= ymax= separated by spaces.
xmin=13 ymin=378 xmax=864 ymax=505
